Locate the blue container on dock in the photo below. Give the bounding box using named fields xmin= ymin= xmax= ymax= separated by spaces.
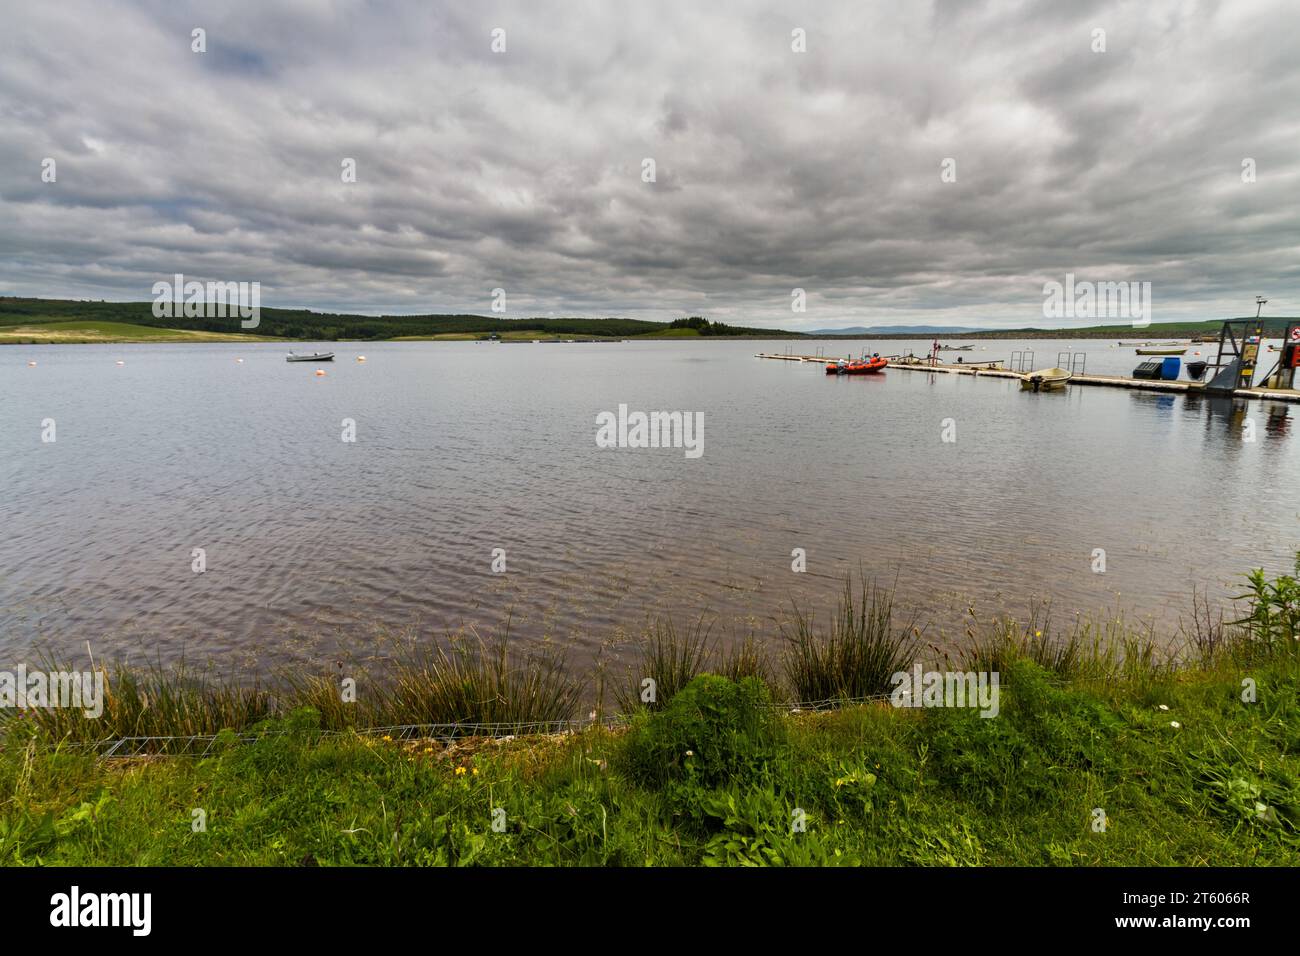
xmin=1161 ymin=356 xmax=1181 ymax=380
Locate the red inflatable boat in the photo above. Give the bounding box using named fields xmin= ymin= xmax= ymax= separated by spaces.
xmin=825 ymin=357 xmax=889 ymax=375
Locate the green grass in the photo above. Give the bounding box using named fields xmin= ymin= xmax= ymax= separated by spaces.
xmin=0 ymin=319 xmax=270 ymax=343
xmin=642 ymin=327 xmax=702 ymax=337
xmin=2 ymin=561 xmax=1296 ymax=866
xmin=1 ymin=653 xmax=1295 ymax=865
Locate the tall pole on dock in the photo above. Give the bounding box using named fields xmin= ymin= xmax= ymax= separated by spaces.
xmin=1237 ymin=295 xmax=1267 ymax=390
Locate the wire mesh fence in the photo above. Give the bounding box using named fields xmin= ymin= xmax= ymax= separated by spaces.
xmin=60 ymin=692 xmax=899 ymax=758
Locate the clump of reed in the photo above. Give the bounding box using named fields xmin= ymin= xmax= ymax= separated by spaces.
xmin=276 ymin=630 xmax=583 ymax=732
xmin=614 ymin=620 xmax=785 ymax=713
xmin=960 ymin=603 xmax=1179 ymax=694
xmin=615 ymin=618 xmax=715 ymax=712
xmin=961 ymin=604 xmax=1092 ymax=678
xmin=6 ymin=631 xmax=581 ymax=751
xmin=780 ymin=576 xmax=917 ymax=706
xmin=4 ymin=654 xmax=275 ymax=749
xmin=363 ymin=635 xmax=580 ymax=730
xmin=715 ymin=631 xmax=779 ymax=688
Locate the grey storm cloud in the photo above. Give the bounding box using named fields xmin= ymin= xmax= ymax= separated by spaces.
xmin=2 ymin=0 xmax=1299 ymax=328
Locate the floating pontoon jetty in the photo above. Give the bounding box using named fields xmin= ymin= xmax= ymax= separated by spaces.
xmin=880 ymin=359 xmax=1299 ymax=403
xmin=758 ymin=311 xmax=1300 ymax=405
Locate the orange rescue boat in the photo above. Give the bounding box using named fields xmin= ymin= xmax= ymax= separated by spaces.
xmin=825 ymin=356 xmax=888 ymax=375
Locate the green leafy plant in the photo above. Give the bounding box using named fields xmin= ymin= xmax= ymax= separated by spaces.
xmin=620 ymin=674 xmax=782 ymax=790
xmin=1232 ymin=554 xmax=1300 ymax=654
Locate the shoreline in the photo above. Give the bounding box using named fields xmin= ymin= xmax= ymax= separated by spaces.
xmin=2 ymin=561 xmax=1295 ymax=866
xmin=3 ymin=633 xmax=1294 ymax=867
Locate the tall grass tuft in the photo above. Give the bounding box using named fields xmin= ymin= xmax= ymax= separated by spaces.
xmin=781 ymin=576 xmax=916 ymax=706
xmin=716 ymin=632 xmax=779 ymax=691
xmin=284 ymin=631 xmax=582 ymax=732
xmin=616 ymin=617 xmax=714 ymax=712
xmin=8 ymin=632 xmax=581 ymax=751
xmin=1179 ymin=587 xmax=1238 ymax=666
xmin=7 ymin=655 xmax=275 ymax=750
xmin=377 ymin=636 xmax=581 ymax=730
xmin=961 ymin=605 xmax=1179 ymax=698
xmin=962 ymin=606 xmax=1101 ymax=681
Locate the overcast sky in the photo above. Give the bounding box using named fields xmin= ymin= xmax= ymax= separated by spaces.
xmin=2 ymin=0 xmax=1298 ymax=330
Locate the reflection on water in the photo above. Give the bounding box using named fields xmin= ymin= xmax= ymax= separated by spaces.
xmin=2 ymin=338 xmax=1297 ymax=672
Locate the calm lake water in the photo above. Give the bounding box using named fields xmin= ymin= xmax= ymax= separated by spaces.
xmin=2 ymin=337 xmax=1296 ymax=673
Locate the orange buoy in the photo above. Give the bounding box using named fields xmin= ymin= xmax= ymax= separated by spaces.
xmin=315 ymin=369 xmax=326 ymax=377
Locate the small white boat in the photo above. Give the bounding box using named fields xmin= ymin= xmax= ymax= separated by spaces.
xmin=286 ymin=351 xmax=335 ymax=363
xmin=1135 ymin=346 xmax=1186 ymax=356
xmin=1019 ymin=367 xmax=1072 ymax=392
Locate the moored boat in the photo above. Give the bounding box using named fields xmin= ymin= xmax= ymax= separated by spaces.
xmin=1019 ymin=367 xmax=1071 ymax=392
xmin=286 ymin=351 xmax=335 ymax=362
xmin=826 ymin=356 xmax=888 ymax=375
xmin=1135 ymin=346 xmax=1186 ymax=356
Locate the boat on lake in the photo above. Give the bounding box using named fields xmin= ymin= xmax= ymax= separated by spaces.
xmin=1019 ymin=367 xmax=1071 ymax=392
xmin=1135 ymin=346 xmax=1186 ymax=356
xmin=826 ymin=356 xmax=889 ymax=375
xmin=286 ymin=351 xmax=335 ymax=362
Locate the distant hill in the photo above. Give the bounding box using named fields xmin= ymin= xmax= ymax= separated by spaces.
xmin=805 ymin=318 xmax=1296 ymax=339
xmin=0 ymin=298 xmax=803 ymax=341
xmin=805 ymin=325 xmax=983 ymax=335
xmin=984 ymin=318 xmax=1296 ymax=339
xmin=4 ymin=298 xmax=1290 ymax=343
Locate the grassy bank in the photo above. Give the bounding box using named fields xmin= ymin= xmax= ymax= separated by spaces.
xmin=1 ymin=564 xmax=1296 ymax=865
xmin=0 ymin=297 xmax=800 ymax=342
xmin=0 ymin=320 xmax=272 ymax=344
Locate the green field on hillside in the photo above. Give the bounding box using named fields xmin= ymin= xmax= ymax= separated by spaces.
xmin=0 ymin=319 xmax=271 ymax=344
xmin=0 ymin=297 xmax=796 ymax=342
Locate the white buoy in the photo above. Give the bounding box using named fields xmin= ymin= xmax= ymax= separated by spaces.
xmin=356 ymin=355 xmax=366 ymax=362
xmin=236 ymin=358 xmax=244 ymax=363
xmin=116 ymin=360 xmax=125 ymax=366
xmin=27 ymin=360 xmax=36 ymax=367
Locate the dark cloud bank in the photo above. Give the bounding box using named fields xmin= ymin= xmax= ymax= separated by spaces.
xmin=2 ymin=0 xmax=1298 ymax=329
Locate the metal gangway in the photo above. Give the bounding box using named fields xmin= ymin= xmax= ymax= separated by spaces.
xmin=1057 ymin=351 xmax=1087 ymax=375
xmin=1009 ymin=350 xmax=1035 ymax=373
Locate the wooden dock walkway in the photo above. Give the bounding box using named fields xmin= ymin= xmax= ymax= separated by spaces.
xmin=755 ymin=352 xmax=853 ymax=362
xmin=831 ymin=358 xmax=1300 ymax=404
